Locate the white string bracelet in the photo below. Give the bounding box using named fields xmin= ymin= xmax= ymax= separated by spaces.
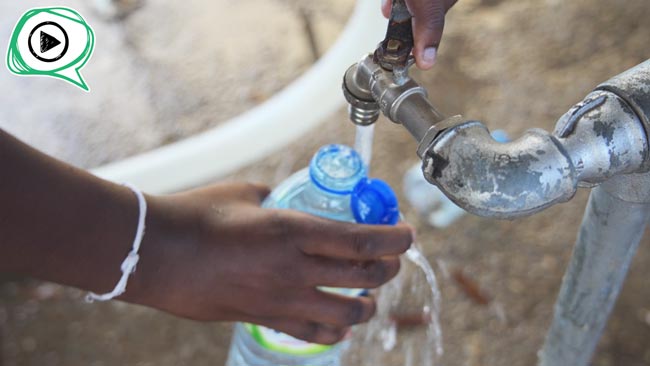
xmin=86 ymin=183 xmax=147 ymax=303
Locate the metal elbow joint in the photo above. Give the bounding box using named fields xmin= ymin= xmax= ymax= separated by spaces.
xmin=423 ymin=124 xmax=578 ymax=218
xmin=423 ymin=87 xmax=648 ymax=219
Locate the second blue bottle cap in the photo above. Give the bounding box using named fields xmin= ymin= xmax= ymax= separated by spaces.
xmin=351 ymin=178 xmax=400 ymax=226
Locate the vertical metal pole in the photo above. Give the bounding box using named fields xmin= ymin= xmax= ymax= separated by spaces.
xmin=539 ymin=176 xmax=650 ymax=366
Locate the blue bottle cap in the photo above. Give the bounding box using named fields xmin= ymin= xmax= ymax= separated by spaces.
xmin=309 ymin=144 xmax=367 ymax=195
xmin=351 ymin=178 xmax=400 ymax=225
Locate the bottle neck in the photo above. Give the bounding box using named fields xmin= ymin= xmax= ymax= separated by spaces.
xmin=300 ymin=181 xmax=355 ymax=222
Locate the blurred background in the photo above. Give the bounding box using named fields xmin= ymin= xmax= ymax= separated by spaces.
xmin=1 ymin=0 xmax=650 ymax=365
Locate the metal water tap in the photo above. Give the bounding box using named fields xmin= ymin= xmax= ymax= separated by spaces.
xmin=342 ymin=0 xmax=466 ymax=157
xmin=344 ymin=45 xmax=650 ymax=219
xmin=342 ymin=53 xmax=463 ymax=158
xmin=343 ymin=0 xmax=650 ymax=220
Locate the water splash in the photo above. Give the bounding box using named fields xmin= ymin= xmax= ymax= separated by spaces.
xmin=345 ymin=126 xmax=444 ymax=365
xmin=343 ymin=243 xmax=444 ymax=366
xmin=405 ymin=246 xmax=443 ymax=358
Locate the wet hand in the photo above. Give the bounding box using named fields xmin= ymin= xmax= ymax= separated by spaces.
xmin=381 ymin=0 xmax=459 ymax=69
xmin=126 ymin=182 xmax=413 ymax=345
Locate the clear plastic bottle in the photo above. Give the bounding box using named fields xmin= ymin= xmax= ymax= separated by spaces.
xmin=226 ymin=144 xmax=400 ymax=366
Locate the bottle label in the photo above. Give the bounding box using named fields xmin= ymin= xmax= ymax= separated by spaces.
xmin=245 ymin=323 xmax=333 ymax=356
xmin=245 ymin=288 xmax=366 ymax=355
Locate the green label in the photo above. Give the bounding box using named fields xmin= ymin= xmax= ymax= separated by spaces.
xmin=243 ymin=288 xmax=363 ymax=357
xmin=245 ymin=323 xmax=333 ymax=356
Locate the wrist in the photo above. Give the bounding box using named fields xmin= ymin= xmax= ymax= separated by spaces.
xmin=119 ymin=194 xmax=195 ymax=309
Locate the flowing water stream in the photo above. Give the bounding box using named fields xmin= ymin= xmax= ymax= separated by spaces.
xmin=343 ymin=125 xmax=444 ymax=365
xmin=353 ymin=124 xmax=375 ymax=169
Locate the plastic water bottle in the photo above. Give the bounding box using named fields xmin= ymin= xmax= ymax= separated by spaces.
xmin=403 ymin=129 xmax=510 ymax=228
xmin=226 ymin=144 xmax=400 ymax=366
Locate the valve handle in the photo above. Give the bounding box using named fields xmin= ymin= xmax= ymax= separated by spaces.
xmin=374 ymin=0 xmax=414 ymax=71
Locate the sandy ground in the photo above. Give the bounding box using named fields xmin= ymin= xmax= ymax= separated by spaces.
xmin=2 ymin=0 xmax=650 ymax=365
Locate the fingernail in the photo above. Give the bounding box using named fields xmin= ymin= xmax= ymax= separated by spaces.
xmin=422 ymin=47 xmax=438 ymax=68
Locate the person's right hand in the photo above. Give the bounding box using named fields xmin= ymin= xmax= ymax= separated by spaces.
xmin=382 ymin=0 xmax=459 ymax=69
xmin=125 ymin=182 xmax=414 ymax=345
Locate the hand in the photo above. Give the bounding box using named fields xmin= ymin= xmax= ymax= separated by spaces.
xmin=126 ymin=182 xmax=414 ymax=345
xmin=0 ymin=131 xmax=412 ymax=345
xmin=382 ymin=0 xmax=459 ymax=69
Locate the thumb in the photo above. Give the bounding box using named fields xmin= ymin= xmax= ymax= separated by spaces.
xmin=381 ymin=0 xmax=392 ymax=18
xmin=407 ymin=0 xmax=458 ymax=69
xmin=185 ymin=182 xmax=271 ymax=205
xmin=235 ymin=182 xmax=271 ymax=205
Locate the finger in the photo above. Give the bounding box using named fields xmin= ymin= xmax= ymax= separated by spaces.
xmin=298 ymin=218 xmax=413 ymax=260
xmin=407 ymin=0 xmax=453 ymax=69
xmin=180 ymin=182 xmax=271 ymax=205
xmin=248 ymin=317 xmax=349 ymax=345
xmin=230 ymin=182 xmax=271 ymax=204
xmin=381 ymin=0 xmax=392 ymax=18
xmin=286 ymin=289 xmax=377 ymax=327
xmin=303 ymin=256 xmax=401 ymax=289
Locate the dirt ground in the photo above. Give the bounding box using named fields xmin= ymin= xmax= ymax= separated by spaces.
xmin=2 ymin=0 xmax=650 ymax=365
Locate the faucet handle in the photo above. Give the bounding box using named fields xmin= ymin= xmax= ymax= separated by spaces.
xmin=374 ymin=0 xmax=414 ymax=71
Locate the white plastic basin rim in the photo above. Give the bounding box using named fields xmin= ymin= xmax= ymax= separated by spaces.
xmin=92 ymin=0 xmax=385 ymax=194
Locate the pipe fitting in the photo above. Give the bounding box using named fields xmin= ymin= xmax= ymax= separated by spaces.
xmin=596 ymin=59 xmax=650 ymax=171
xmin=343 ymin=61 xmax=380 ymax=126
xmin=422 ymin=122 xmax=578 ymax=218
xmin=422 ymin=88 xmax=648 ymax=219
xmin=554 ymin=90 xmax=647 ymax=186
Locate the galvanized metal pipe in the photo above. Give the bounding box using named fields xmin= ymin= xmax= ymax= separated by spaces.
xmin=420 ymin=90 xmax=647 ymax=218
xmin=344 ymin=59 xmax=650 ymax=218
xmin=538 ymin=174 xmax=650 ymax=366
xmin=392 ymin=92 xmax=446 ymax=142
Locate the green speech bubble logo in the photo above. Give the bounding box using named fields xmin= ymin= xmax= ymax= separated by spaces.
xmin=6 ymin=7 xmax=95 ymax=92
